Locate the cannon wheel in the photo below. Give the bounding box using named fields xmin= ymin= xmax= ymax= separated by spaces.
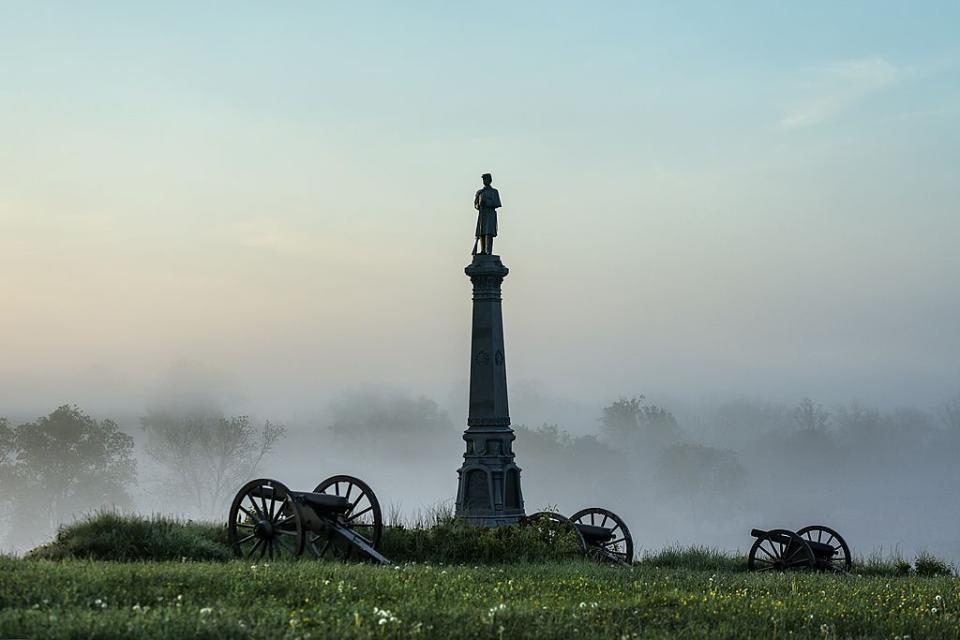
xmin=748 ymin=528 xmax=815 ymax=571
xmin=797 ymin=525 xmax=852 ymax=572
xmin=521 ymin=511 xmax=588 ymax=558
xmin=228 ymin=478 xmax=305 ymax=560
xmin=570 ymin=507 xmax=634 ymax=566
xmin=309 ymin=475 xmax=383 ymax=560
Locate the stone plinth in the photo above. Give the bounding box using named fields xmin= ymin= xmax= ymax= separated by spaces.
xmin=455 ymin=254 xmax=525 ymax=526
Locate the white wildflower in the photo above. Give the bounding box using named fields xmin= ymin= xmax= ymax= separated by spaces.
xmin=373 ymin=606 xmax=400 ymax=625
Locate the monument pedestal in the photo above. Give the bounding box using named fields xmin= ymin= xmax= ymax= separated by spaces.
xmin=455 ymin=254 xmax=525 ymax=526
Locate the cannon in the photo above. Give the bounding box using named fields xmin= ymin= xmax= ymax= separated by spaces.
xmin=524 ymin=508 xmax=634 ymax=566
xmin=227 ymin=475 xmax=390 ymax=565
xmin=748 ymin=525 xmax=851 ymax=572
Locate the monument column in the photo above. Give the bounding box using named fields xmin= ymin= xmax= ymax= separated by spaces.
xmin=455 ymin=253 xmax=525 ymax=526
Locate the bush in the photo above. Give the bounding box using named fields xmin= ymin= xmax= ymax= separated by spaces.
xmin=28 ymin=511 xmax=230 ymax=562
xmin=914 ymin=551 xmax=954 ymax=577
xmin=379 ymin=516 xmax=587 ymax=564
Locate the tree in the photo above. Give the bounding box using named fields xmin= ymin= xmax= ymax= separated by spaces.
xmin=328 ymin=391 xmax=456 ymax=455
xmin=792 ymin=397 xmax=830 ymax=431
xmin=0 ymin=418 xmax=13 ymax=538
xmin=3 ymin=406 xmax=137 ymax=546
xmin=0 ymin=417 xmax=12 ymax=467
xmin=655 ymin=443 xmax=746 ymax=499
xmin=141 ymin=412 xmax=284 ymax=519
xmin=600 ymin=396 xmax=681 ymax=449
xmin=939 ymin=392 xmax=960 ymax=431
xmin=835 ymin=402 xmax=882 ymax=443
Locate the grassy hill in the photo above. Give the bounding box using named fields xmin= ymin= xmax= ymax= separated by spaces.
xmin=3 ymin=513 xmax=958 ymax=639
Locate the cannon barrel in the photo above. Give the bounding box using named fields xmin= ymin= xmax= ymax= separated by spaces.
xmin=750 ymin=528 xmax=768 ymax=538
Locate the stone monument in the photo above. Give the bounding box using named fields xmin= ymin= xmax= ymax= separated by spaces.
xmin=455 ymin=174 xmax=525 ymax=526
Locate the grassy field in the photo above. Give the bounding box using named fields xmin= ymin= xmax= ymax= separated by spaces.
xmin=5 ymin=514 xmax=959 ymax=638
xmin=2 ymin=557 xmax=960 ymax=639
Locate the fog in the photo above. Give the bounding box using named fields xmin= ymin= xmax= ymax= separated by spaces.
xmin=1 ymin=3 xmax=959 ymax=563
xmin=3 ymin=361 xmax=960 ymax=566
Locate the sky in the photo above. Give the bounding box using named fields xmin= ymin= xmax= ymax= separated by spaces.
xmin=1 ymin=1 xmax=959 ymax=423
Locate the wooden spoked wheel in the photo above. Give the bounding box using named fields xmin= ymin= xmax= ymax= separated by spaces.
xmin=748 ymin=528 xmax=815 ymax=572
xmin=308 ymin=475 xmax=383 ymax=560
xmin=797 ymin=524 xmax=852 ymax=572
xmin=569 ymin=507 xmax=634 ymax=565
xmin=521 ymin=511 xmax=588 ymax=558
xmin=228 ymin=478 xmax=304 ymax=560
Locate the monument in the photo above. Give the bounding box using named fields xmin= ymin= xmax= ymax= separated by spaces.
xmin=455 ymin=173 xmax=526 ymax=526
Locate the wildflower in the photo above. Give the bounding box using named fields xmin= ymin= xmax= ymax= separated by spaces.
xmin=200 ymin=607 xmax=213 ymax=615
xmin=373 ymin=607 xmax=400 ymax=625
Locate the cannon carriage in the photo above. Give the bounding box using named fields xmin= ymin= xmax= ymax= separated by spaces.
xmin=748 ymin=525 xmax=851 ymax=572
xmin=227 ymin=475 xmax=390 ymax=565
xmin=524 ymin=507 xmax=634 ymax=566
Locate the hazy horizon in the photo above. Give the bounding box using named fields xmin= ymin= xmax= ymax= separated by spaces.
xmin=2 ymin=3 xmax=958 ymax=421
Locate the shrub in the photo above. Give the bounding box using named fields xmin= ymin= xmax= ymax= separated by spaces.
xmin=28 ymin=511 xmax=230 ymax=562
xmin=914 ymin=551 xmax=954 ymax=577
xmin=380 ymin=514 xmax=588 ymax=564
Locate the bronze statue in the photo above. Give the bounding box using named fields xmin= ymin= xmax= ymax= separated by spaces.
xmin=472 ymin=173 xmax=502 ymax=255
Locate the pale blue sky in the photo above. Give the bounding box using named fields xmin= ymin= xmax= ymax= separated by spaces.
xmin=1 ymin=2 xmax=958 ymax=418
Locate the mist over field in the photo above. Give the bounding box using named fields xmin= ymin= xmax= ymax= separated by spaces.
xmin=3 ymin=360 xmax=960 ymax=566
xmin=2 ymin=2 xmax=959 ymax=570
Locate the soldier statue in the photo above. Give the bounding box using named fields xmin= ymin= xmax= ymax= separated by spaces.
xmin=472 ymin=173 xmax=502 ymax=255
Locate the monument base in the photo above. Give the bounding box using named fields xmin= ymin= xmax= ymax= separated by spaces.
xmin=455 ymin=426 xmax=525 ymax=527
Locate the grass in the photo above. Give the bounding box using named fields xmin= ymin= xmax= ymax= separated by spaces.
xmin=2 ymin=557 xmax=960 ymax=639
xmin=29 ymin=512 xmax=951 ymax=577
xmin=28 ymin=511 xmax=231 ymax=562
xmin=28 ymin=511 xmax=588 ymax=566
xmin=11 ymin=512 xmax=959 ymax=638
